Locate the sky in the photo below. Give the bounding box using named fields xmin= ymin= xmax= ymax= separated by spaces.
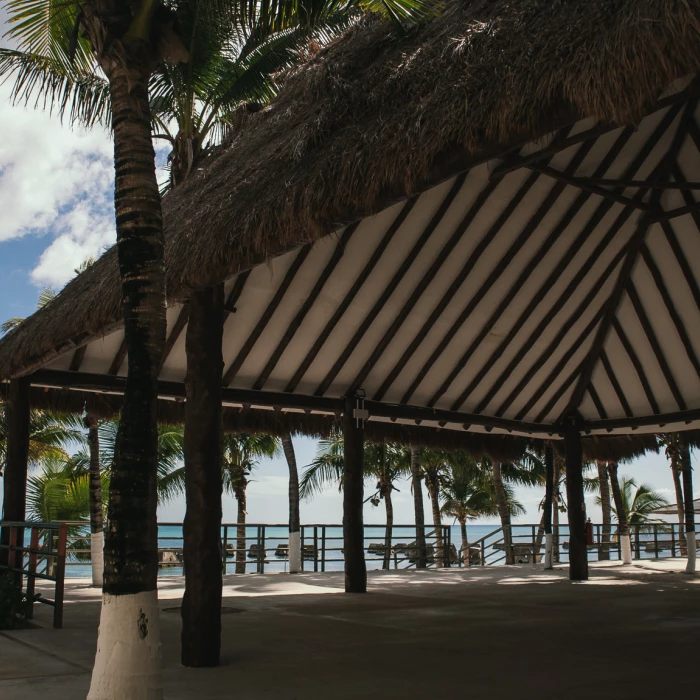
xmin=0 ymin=13 xmax=694 ymax=529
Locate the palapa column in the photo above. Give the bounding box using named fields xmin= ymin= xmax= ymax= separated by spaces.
xmin=679 ymin=434 xmax=696 ymax=574
xmin=1 ymin=377 xmax=31 ymax=571
xmin=343 ymin=396 xmax=367 ymax=593
xmin=181 ymin=285 xmax=224 ymax=667
xmin=563 ymin=413 xmax=588 ymax=581
xmin=542 ymin=443 xmax=554 ymax=570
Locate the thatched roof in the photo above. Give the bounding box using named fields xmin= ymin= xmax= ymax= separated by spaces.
xmin=2 ymin=0 xmax=700 ymax=380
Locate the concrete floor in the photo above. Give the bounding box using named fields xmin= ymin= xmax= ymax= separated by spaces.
xmin=1 ymin=560 xmax=698 ymax=699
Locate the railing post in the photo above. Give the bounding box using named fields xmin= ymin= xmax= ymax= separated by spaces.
xmin=222 ymin=524 xmax=228 ymax=574
xmin=634 ymin=525 xmax=641 ymax=559
xmin=531 ymin=525 xmax=536 ymax=566
xmin=313 ymin=526 xmax=318 ymax=573
xmin=672 ymin=525 xmax=676 ymax=558
xmin=25 ymin=528 xmax=39 ymax=620
xmin=257 ymin=526 xmax=264 ymax=574
xmin=301 ymin=526 xmax=305 ymax=572
xmin=653 ymin=524 xmax=658 ymax=559
xmin=321 ymin=526 xmax=326 ymax=572
xmin=8 ymin=526 xmax=20 ymax=587
xmin=53 ymin=524 xmax=67 ymax=629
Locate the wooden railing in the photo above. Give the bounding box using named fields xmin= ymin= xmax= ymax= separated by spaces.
xmin=0 ymin=520 xmax=67 ymax=628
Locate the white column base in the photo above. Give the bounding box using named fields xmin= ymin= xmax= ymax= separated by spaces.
xmin=685 ymin=532 xmax=696 ymax=574
xmin=543 ymin=533 xmax=553 ymax=570
xmin=620 ymin=533 xmax=632 ymax=565
xmin=289 ymin=531 xmax=301 ymax=574
xmin=87 ymin=591 xmax=163 ymax=700
xmin=90 ymin=531 xmax=104 ymax=588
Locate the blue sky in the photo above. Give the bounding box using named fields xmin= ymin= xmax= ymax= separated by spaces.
xmin=0 ymin=12 xmax=692 ymax=528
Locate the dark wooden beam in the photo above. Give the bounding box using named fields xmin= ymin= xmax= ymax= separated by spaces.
xmin=432 ymin=140 xmax=598 ymax=411
xmin=563 ymin=215 xmax=652 ymax=416
xmin=0 ymin=378 xmax=30 ymax=569
xmin=286 ymin=198 xmax=418 ymax=393
xmin=626 ymin=283 xmax=687 ymax=411
xmin=611 ymin=318 xmax=660 ymax=415
xmin=158 ymin=303 xmax=190 ymax=374
xmin=29 ymin=368 xmax=344 ymax=414
xmin=451 ymin=127 xmax=636 ymax=413
xmin=500 ymin=246 xmax=627 ymax=421
xmin=400 ymin=170 xmax=542 ymax=405
xmin=223 ymin=270 xmax=251 ymax=320
xmin=582 ymin=178 xmax=700 ymax=190
xmin=374 ymin=171 xmax=538 ymax=402
xmin=585 ymin=409 xmax=700 ymax=432
xmin=343 ymin=396 xmax=366 ymax=593
xmin=363 ymin=400 xmax=555 ymax=435
xmin=483 ymin=200 xmax=638 ymax=417
xmin=586 ymin=382 xmax=608 ymax=420
xmin=528 ymin=163 xmax=655 ymax=212
xmin=254 ymin=225 xmax=357 ymax=391
xmin=223 ymin=245 xmax=312 ymax=386
xmin=659 ymin=219 xmax=700 ymax=313
xmin=647 ymin=201 xmax=700 ymax=223
xmin=534 ymin=359 xmax=587 ymax=425
xmin=107 ymin=337 xmax=128 ymax=376
xmin=599 ymin=349 xmax=633 ymax=418
xmin=489 ymin=83 xmax=697 ymax=180
xmin=563 ymin=413 xmax=588 ymax=581
xmin=639 ymin=243 xmax=700 ymax=379
xmin=68 ymin=346 xmax=87 ymax=372
xmin=181 ymin=285 xmax=224 ymax=668
xmin=349 ymin=178 xmax=499 ymax=397
xmin=314 ymin=173 xmax=469 ymax=397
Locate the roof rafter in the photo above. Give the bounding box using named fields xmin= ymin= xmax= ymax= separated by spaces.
xmin=599 ymin=348 xmax=633 ymax=418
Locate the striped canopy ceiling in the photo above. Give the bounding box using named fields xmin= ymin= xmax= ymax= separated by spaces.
xmin=35 ymin=84 xmax=700 ymax=440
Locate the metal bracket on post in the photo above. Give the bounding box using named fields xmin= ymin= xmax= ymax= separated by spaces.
xmin=353 ymin=389 xmax=369 ymax=428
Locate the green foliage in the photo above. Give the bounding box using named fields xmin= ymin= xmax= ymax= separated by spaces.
xmin=601 ymin=476 xmax=671 ymax=527
xmin=0 ymin=575 xmax=33 ymax=630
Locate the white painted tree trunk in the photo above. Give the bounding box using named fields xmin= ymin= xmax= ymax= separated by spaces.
xmin=90 ymin=531 xmax=104 ymax=588
xmin=87 ymin=591 xmax=163 ymax=700
xmin=289 ymin=531 xmax=301 ymax=574
xmin=620 ymin=533 xmax=633 ymax=565
xmin=543 ymin=533 xmax=553 ymax=570
xmin=685 ymin=532 xmax=696 ymax=574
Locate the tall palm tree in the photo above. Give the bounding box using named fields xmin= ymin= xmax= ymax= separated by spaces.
xmin=607 ymin=461 xmax=631 ymax=564
xmin=418 ymin=448 xmax=452 ymax=567
xmin=301 ymin=437 xmax=409 ymax=569
xmin=440 ymin=456 xmax=503 ymax=564
xmin=281 ymin=434 xmax=301 ymax=573
xmin=410 ymin=445 xmax=426 ymax=568
xmin=221 ymin=434 xmax=280 ymax=574
xmin=660 ymin=434 xmax=687 ymax=555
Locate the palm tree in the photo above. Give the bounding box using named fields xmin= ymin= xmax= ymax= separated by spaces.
xmin=301 ymin=438 xmax=410 ymax=569
xmin=608 ymin=476 xmax=670 ymax=528
xmin=418 ymin=448 xmax=452 ymax=567
xmin=221 ymin=434 xmax=280 ymax=574
xmin=281 ymin=434 xmax=302 ymax=573
xmin=410 ymin=446 xmax=427 ymax=568
xmin=440 ymin=456 xmax=502 ymax=564
xmin=660 ymin=434 xmax=687 ymax=555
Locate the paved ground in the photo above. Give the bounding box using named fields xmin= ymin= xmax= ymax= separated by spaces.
xmin=1 ymin=560 xmax=698 ymax=699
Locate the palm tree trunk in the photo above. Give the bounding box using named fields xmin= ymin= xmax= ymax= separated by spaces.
xmin=236 ymin=487 xmax=247 ymax=575
xmin=608 ymin=462 xmax=631 ymax=564
xmin=282 ymin=434 xmax=301 ymax=573
xmin=181 ymin=286 xmax=224 ymax=668
xmin=597 ymin=462 xmax=612 ymax=561
xmin=425 ymin=470 xmax=443 ymax=567
xmin=86 ymin=414 xmax=104 ymax=587
xmin=88 ymin=51 xmax=166 ymax=700
xmin=343 ymin=397 xmax=366 ymax=593
xmin=534 ymin=510 xmax=546 ymax=561
xmin=679 ymin=436 xmax=696 ymax=574
xmin=410 ymin=447 xmax=427 ymax=568
xmin=492 ymin=462 xmax=514 ymax=565
xmin=459 ymin=517 xmax=469 ymax=565
xmin=671 ymin=458 xmax=687 ymax=556
xmin=0 ymin=377 xmax=30 ymax=573
xmin=542 ymin=444 xmax=554 ymax=569
xmin=382 ymin=483 xmax=394 ymax=570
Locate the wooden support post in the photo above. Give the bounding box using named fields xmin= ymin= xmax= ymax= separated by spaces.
xmin=680 ymin=434 xmax=696 ymax=574
xmin=181 ymin=285 xmax=224 ymax=667
xmin=563 ymin=414 xmax=588 ymax=581
xmin=543 ymin=444 xmax=554 ymax=570
xmin=1 ymin=377 xmax=31 ymax=569
xmin=343 ymin=396 xmax=366 ymax=593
